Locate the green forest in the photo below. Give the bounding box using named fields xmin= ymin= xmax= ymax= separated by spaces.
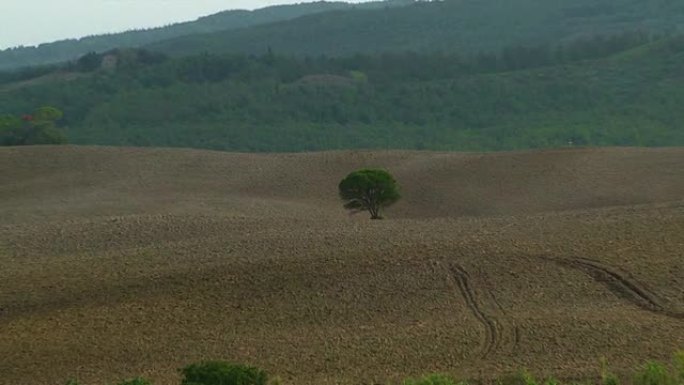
xmin=1 ymin=32 xmax=683 ymax=152
xmin=147 ymin=0 xmax=684 ymax=58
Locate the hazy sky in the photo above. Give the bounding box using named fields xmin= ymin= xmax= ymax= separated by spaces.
xmin=0 ymin=0 xmax=371 ymax=49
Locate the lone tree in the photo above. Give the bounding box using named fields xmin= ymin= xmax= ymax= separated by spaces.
xmin=338 ymin=169 xmax=400 ymax=219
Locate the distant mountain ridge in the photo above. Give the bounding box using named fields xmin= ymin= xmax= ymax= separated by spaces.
xmin=146 ymin=0 xmax=684 ymax=57
xmin=0 ymin=0 xmax=411 ymax=71
xmin=3 ymin=0 xmax=684 ymax=71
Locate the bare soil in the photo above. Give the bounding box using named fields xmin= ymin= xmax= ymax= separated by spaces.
xmin=0 ymin=146 xmax=682 ymax=385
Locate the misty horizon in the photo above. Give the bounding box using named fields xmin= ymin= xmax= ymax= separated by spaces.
xmin=0 ymin=0 xmax=373 ymax=49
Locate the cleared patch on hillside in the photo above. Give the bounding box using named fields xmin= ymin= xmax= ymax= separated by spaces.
xmin=0 ymin=72 xmax=88 ymax=93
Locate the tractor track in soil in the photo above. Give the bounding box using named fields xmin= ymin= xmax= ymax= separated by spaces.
xmin=488 ymin=288 xmax=521 ymax=353
xmin=447 ymin=263 xmax=499 ymax=359
xmin=547 ymin=257 xmax=684 ymax=320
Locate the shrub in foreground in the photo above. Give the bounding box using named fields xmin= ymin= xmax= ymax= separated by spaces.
xmin=675 ymin=351 xmax=684 ymax=384
xmin=117 ymin=378 xmax=153 ymax=385
xmin=180 ymin=361 xmax=268 ymax=385
xmin=496 ymin=370 xmax=561 ymax=385
xmin=634 ymin=362 xmax=676 ymax=385
xmin=403 ymin=373 xmax=462 ymax=385
xmin=402 ymin=373 xmax=466 ymax=385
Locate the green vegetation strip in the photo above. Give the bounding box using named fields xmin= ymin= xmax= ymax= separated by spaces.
xmin=64 ymin=351 xmax=684 ymax=385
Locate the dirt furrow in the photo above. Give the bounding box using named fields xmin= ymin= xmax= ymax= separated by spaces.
xmin=488 ymin=288 xmax=520 ymax=354
xmin=448 ymin=264 xmax=499 ymax=359
xmin=550 ymin=257 xmax=684 ymax=320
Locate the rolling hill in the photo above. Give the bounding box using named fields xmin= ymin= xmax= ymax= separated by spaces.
xmin=147 ymin=0 xmax=684 ymax=57
xmin=1 ymin=145 xmax=682 ymax=384
xmin=0 ymin=0 xmax=409 ymax=71
xmin=4 ymin=0 xmax=684 ymax=72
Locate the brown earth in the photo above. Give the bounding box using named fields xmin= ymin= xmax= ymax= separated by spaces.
xmin=0 ymin=145 xmax=682 ymax=385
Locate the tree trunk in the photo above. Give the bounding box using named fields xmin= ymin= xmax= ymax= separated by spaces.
xmin=369 ymin=204 xmax=381 ymax=219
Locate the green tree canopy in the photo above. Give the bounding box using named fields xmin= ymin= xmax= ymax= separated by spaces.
xmin=338 ymin=169 xmax=400 ymax=219
xmin=0 ymin=106 xmax=67 ymax=146
xmin=33 ymin=106 xmax=64 ymax=122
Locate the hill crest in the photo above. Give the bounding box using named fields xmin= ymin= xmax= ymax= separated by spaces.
xmin=2 ymin=145 xmax=682 ymax=223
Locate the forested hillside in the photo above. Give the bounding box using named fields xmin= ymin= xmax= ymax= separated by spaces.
xmin=2 ymin=34 xmax=683 ymax=152
xmin=0 ymin=0 xmax=408 ymax=71
xmin=4 ymin=0 xmax=684 ymax=72
xmin=147 ymin=0 xmax=684 ymax=57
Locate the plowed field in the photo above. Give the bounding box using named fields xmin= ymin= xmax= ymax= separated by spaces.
xmin=1 ymin=146 xmax=682 ymax=385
